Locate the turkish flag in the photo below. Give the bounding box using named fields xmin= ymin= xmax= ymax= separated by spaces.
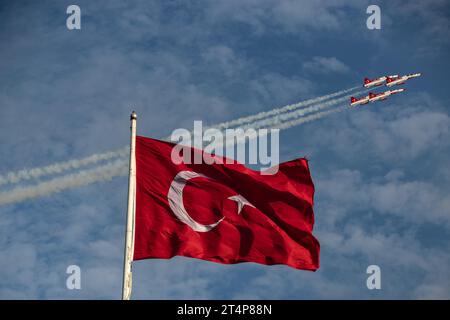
xmin=133 ymin=136 xmax=320 ymax=270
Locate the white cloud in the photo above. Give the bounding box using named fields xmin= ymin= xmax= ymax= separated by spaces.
xmin=201 ymin=45 xmax=244 ymax=77
xmin=303 ymin=56 xmax=351 ymax=74
xmin=303 ymin=56 xmax=349 ymax=74
xmin=317 ymin=168 xmax=450 ymax=226
xmin=249 ymin=73 xmax=313 ymax=104
xmin=205 ymin=0 xmax=366 ymax=34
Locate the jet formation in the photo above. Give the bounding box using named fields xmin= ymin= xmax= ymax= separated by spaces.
xmin=350 ymin=73 xmax=421 ymax=107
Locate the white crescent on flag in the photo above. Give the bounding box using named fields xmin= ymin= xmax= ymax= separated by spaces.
xmin=167 ymin=170 xmax=254 ymax=232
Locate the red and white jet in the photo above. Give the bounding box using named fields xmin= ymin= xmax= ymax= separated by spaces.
xmin=386 ymin=73 xmax=421 ymax=87
xmin=350 ymin=89 xmax=405 ymax=106
xmin=350 ymin=94 xmax=370 ymax=107
xmin=364 ymin=75 xmax=398 ymax=88
xmin=368 ymin=88 xmax=405 ymax=102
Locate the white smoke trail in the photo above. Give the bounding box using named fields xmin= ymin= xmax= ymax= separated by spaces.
xmin=0 ymin=107 xmax=347 ymax=206
xmin=0 ymin=86 xmax=360 ymax=187
xmin=274 ymin=106 xmax=347 ymax=130
xmin=240 ymin=95 xmax=349 ymax=130
xmin=0 ymin=159 xmax=128 ymax=206
xmin=213 ymin=86 xmax=359 ymax=130
xmin=219 ymin=100 xmax=349 ymax=148
xmin=0 ymin=105 xmax=351 ymax=206
xmin=0 ymin=146 xmax=129 ymax=187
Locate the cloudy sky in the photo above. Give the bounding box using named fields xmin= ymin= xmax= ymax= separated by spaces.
xmin=0 ymin=0 xmax=449 ymax=299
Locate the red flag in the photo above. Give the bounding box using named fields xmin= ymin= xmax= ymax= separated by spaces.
xmin=133 ymin=136 xmax=320 ymax=270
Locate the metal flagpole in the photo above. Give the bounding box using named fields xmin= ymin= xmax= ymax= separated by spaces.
xmin=122 ymin=111 xmax=137 ymax=300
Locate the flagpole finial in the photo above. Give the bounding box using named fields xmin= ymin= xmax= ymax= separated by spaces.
xmin=131 ymin=111 xmax=137 ymax=120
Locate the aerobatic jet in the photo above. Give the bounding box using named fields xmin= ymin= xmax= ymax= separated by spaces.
xmin=363 ymin=75 xmax=398 ymax=88
xmin=385 ymin=73 xmax=422 ymax=87
xmin=368 ymin=88 xmax=405 ymax=102
xmin=350 ymin=94 xmax=370 ymax=107
xmin=368 ymin=91 xmax=389 ymax=102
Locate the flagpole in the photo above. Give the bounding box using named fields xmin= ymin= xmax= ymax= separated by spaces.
xmin=122 ymin=111 xmax=137 ymax=300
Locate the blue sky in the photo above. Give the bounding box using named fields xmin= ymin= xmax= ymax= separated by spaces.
xmin=0 ymin=0 xmax=449 ymax=299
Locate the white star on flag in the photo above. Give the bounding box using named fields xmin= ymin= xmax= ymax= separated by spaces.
xmin=227 ymin=195 xmax=255 ymax=214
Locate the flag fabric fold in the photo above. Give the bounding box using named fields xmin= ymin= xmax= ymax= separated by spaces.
xmin=133 ymin=136 xmax=320 ymax=270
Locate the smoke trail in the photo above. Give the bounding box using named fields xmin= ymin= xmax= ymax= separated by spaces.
xmin=0 ymin=105 xmax=352 ymax=206
xmin=213 ymin=86 xmax=359 ymax=130
xmin=0 ymin=146 xmax=129 ymax=187
xmin=220 ymin=101 xmax=349 ymax=148
xmin=240 ymin=95 xmax=349 ymax=130
xmin=274 ymin=106 xmax=347 ymax=130
xmin=0 ymin=159 xmax=128 ymax=206
xmin=167 ymin=94 xmax=351 ymax=151
xmin=231 ymin=107 xmax=348 ymax=145
xmin=0 ymin=86 xmax=360 ymax=187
